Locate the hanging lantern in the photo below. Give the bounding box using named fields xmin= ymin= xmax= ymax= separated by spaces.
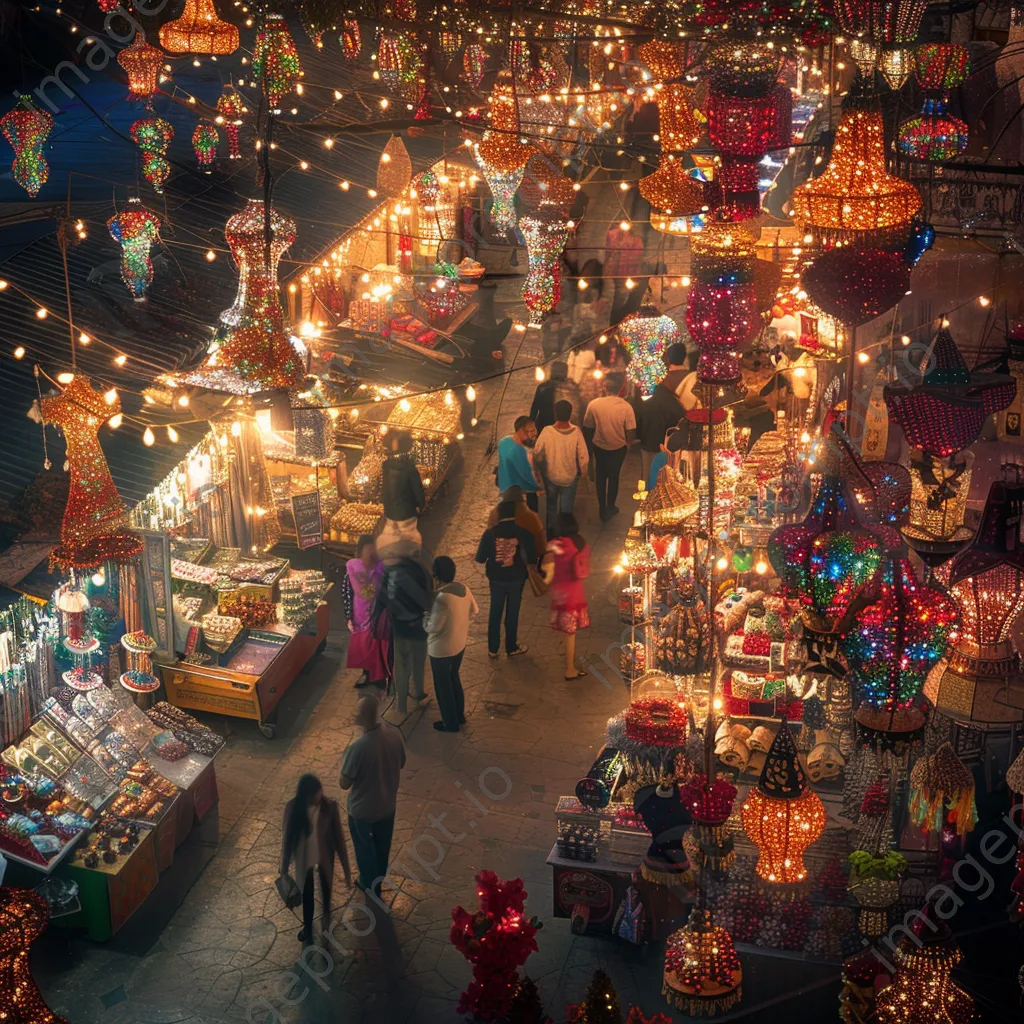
xmin=340 ymin=18 xmax=361 ymax=60
xmin=686 ymin=280 xmax=759 ymax=385
xmin=619 ymin=304 xmax=681 ymax=396
xmin=898 ymin=99 xmax=969 ymax=162
xmin=840 ymin=553 xmax=958 ymax=736
xmin=216 ymin=83 xmax=244 ymax=159
xmin=40 ymin=377 xmax=143 ymax=570
xmin=218 ymin=200 xmax=303 ymax=389
xmin=908 ymin=743 xmax=977 ymax=835
xmin=107 ymin=197 xmax=161 ymax=300
xmin=117 ymin=32 xmax=164 ymax=101
xmin=934 ymin=480 xmax=1024 ymax=725
xmin=192 ymin=119 xmax=219 ymax=170
xmin=848 ymin=39 xmax=878 ymax=78
xmin=0 ymin=889 xmax=71 ymax=1024
xmin=704 ymin=40 xmax=784 ymax=96
xmin=884 ymin=328 xmax=1016 ymax=458
xmin=640 ymin=84 xmax=705 ymax=228
xmin=463 ymin=43 xmax=486 ymax=87
xmin=438 ymin=25 xmax=463 ymax=56
xmin=519 ymin=170 xmax=574 ymax=320
xmin=475 ymin=76 xmax=536 ymax=234
xmin=879 ymin=48 xmax=914 ymax=90
xmin=740 ymin=719 xmax=826 ymax=884
xmin=915 ymin=42 xmax=971 ymax=92
xmin=790 ymin=105 xmax=921 ymax=244
xmin=802 ymin=247 xmax=912 ymax=327
xmin=377 ymin=134 xmax=413 ymax=198
xmin=663 ymin=908 xmax=743 ymax=1016
xmin=377 ymin=30 xmax=422 ymax=99
xmin=875 ymin=903 xmax=974 ymax=1024
xmin=159 ymin=0 xmax=239 ymax=55
xmin=129 ymin=116 xmax=174 ymax=193
xmin=0 ymin=96 xmax=52 ymax=198
xmin=835 ymin=0 xmax=928 ymax=43
xmin=679 ymin=775 xmax=737 ymax=874
xmin=252 ymin=13 xmax=302 ymax=110
xmin=637 ymin=38 xmax=687 ymax=82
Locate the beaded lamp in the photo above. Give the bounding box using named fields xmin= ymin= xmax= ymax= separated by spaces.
xmin=192 ymin=119 xmax=219 ymax=170
xmin=915 ymin=43 xmax=971 ymax=92
xmin=934 ymin=481 xmax=1024 ymax=725
xmin=40 ymin=376 xmax=142 ymax=570
xmin=377 ymin=135 xmax=413 ymax=198
xmin=159 ymin=0 xmax=239 ymax=54
xmin=879 ymin=48 xmax=914 ymax=90
xmin=377 ymin=30 xmax=422 ymax=99
xmin=475 ymin=76 xmax=536 ymax=233
xmin=640 ymin=83 xmax=705 ymax=228
xmin=107 ymin=197 xmax=161 ymax=300
xmin=679 ymin=775 xmax=737 ymax=875
xmin=0 ymin=97 xmax=52 ymax=197
xmin=216 ymin=83 xmax=244 ymax=159
xmin=252 ymin=13 xmax=302 ymax=110
xmin=790 ymin=106 xmax=921 ymax=243
xmin=740 ymin=719 xmax=826 ymax=884
xmin=908 ymin=743 xmax=977 ymax=835
xmin=691 ymin=222 xmax=757 ymax=285
xmin=638 ymin=38 xmax=688 ymax=82
xmin=463 ymin=43 xmax=486 ymax=87
xmin=848 ymin=39 xmax=878 ymax=78
xmin=836 ymin=0 xmax=927 ymax=43
xmin=898 ymin=99 xmax=969 ymax=161
xmin=520 ymin=206 xmax=570 ymax=319
xmin=802 ymin=246 xmax=912 ymax=327
xmin=686 ymin=280 xmax=759 ymax=384
xmin=130 ymin=116 xmax=174 ymax=193
xmin=704 ymin=41 xmax=784 ymax=97
xmin=884 ymin=328 xmax=1016 ymax=457
xmin=620 ymin=304 xmax=681 ymax=396
xmin=641 ymin=464 xmax=700 ymax=528
xmin=117 ymin=32 xmax=163 ymax=101
xmin=340 ymin=18 xmax=361 ymax=60
xmin=0 ymin=889 xmax=70 ymax=1024
xmin=903 ymin=454 xmax=974 ymax=556
xmin=663 ymin=908 xmax=743 ymax=1016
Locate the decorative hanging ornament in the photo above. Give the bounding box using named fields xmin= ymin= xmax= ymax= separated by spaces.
xmin=107 ymin=196 xmax=161 ymax=300
xmin=117 ymin=32 xmax=164 ymax=102
xmin=879 ymin=48 xmax=914 ymax=90
xmin=0 ymin=96 xmax=53 ymax=197
xmin=639 ymin=85 xmax=705 ymax=229
xmin=740 ymin=719 xmax=826 ymax=884
xmin=216 ymin=83 xmax=244 ymax=159
xmin=915 ymin=42 xmax=971 ymax=91
xmin=662 ymin=908 xmax=743 ymax=1016
xmin=377 ymin=135 xmax=413 ymax=198
xmin=884 ymin=328 xmax=1016 ymax=457
xmin=129 ymin=116 xmax=174 ymax=193
xmin=340 ymin=18 xmax=361 ymax=60
xmin=802 ymin=247 xmax=912 ymax=327
xmin=40 ymin=376 xmax=142 ymax=570
xmin=377 ymin=30 xmax=422 ymax=99
xmin=192 ymin=119 xmax=218 ymax=170
xmin=898 ymin=98 xmax=969 ymax=161
xmin=519 ymin=167 xmax=574 ymax=319
xmin=908 ymin=742 xmax=977 ymax=835
xmin=252 ymin=13 xmax=302 ymax=110
xmin=686 ymin=280 xmax=759 ymax=384
xmin=637 ymin=38 xmax=688 ymax=82
xmin=848 ymin=39 xmax=878 ymax=78
xmin=159 ymin=0 xmax=239 ymax=55
xmin=463 ymin=43 xmax=486 ymax=87
xmin=790 ymin=104 xmax=921 ymax=244
xmin=0 ymin=889 xmax=71 ymax=1024
xmin=835 ymin=0 xmax=928 ymax=43
xmin=619 ymin=304 xmax=681 ymax=396
xmin=218 ymin=199 xmax=303 ymax=389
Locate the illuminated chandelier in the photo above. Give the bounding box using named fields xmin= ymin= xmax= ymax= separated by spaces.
xmin=117 ymin=32 xmax=164 ymax=102
xmin=790 ymin=105 xmax=921 ymax=243
xmin=0 ymin=96 xmax=52 ymax=197
xmin=216 ymin=83 xmax=244 ymax=159
xmin=159 ymin=0 xmax=239 ymax=55
xmin=252 ymin=13 xmax=302 ymax=110
xmin=130 ymin=116 xmax=174 ymax=193
xmin=836 ymin=0 xmax=928 ymax=43
xmin=519 ymin=164 xmax=574 ymax=319
xmin=619 ymin=303 xmax=681 ymax=396
xmin=107 ymin=196 xmax=161 ymax=300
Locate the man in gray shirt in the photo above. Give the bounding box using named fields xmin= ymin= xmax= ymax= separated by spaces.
xmin=340 ymin=695 xmax=406 ymax=899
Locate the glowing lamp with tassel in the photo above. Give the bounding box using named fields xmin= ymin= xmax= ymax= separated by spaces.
xmin=740 ymin=719 xmax=826 ymax=884
xmin=619 ymin=304 xmax=681 ymax=396
xmin=160 ymin=0 xmax=239 ymax=54
xmin=117 ymin=32 xmax=164 ymax=101
xmin=663 ymin=909 xmax=743 ymax=1017
xmin=216 ymin=83 xmax=244 ymax=159
xmin=192 ymin=119 xmax=219 ymax=170
xmin=0 ymin=889 xmax=71 ymax=1024
xmin=0 ymin=96 xmax=53 ymax=197
xmin=130 ymin=116 xmax=173 ymax=193
xmin=107 ymin=197 xmax=161 ymax=300
xmin=790 ymin=104 xmax=921 ymax=244
xmin=898 ymin=99 xmax=969 ymax=161
xmin=908 ymin=742 xmax=977 ymax=836
xmin=252 ymin=13 xmax=302 ymax=110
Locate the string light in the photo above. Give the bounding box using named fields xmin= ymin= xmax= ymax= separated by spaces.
xmin=143 ymin=425 xmax=155 ymax=445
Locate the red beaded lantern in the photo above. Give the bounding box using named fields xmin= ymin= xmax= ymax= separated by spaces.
xmin=741 ymin=720 xmax=826 ymax=884
xmin=216 ymin=83 xmax=244 ymax=159
xmin=159 ymin=0 xmax=239 ymax=55
xmin=0 ymin=889 xmax=70 ymax=1024
xmin=192 ymin=119 xmax=219 ymax=169
xmin=686 ymin=280 xmax=759 ymax=384
xmin=898 ymin=99 xmax=969 ymax=161
xmin=706 ymin=91 xmax=779 ymax=157
xmin=0 ymin=96 xmax=52 ymax=197
xmin=802 ymin=247 xmax=911 ymax=327
xmin=835 ymin=0 xmax=927 ymax=43
xmin=252 ymin=13 xmax=302 ymax=110
xmin=340 ymin=18 xmax=361 ymax=60
xmin=884 ymin=328 xmax=1016 ymax=457
xmin=663 ymin=909 xmax=743 ymax=1016
xmin=117 ymin=32 xmax=164 ymax=101
xmin=915 ymin=43 xmax=971 ymax=92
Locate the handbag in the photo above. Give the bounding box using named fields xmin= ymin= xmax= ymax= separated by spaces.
xmin=275 ymin=872 xmax=302 ymax=909
xmin=527 ymin=563 xmax=549 ymax=598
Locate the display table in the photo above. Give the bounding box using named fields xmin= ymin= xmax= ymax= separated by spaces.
xmin=159 ymin=596 xmax=330 ymax=737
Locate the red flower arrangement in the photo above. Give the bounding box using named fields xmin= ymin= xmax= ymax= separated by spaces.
xmin=450 ymin=870 xmax=541 ymax=1022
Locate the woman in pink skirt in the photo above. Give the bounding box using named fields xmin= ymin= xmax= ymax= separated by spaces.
xmin=542 ymin=513 xmax=591 ymax=679
xmin=342 ymin=535 xmax=389 ymax=688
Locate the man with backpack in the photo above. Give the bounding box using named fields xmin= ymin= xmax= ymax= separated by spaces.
xmin=475 ymin=501 xmax=536 ymax=659
xmin=375 ymin=554 xmax=434 ymax=715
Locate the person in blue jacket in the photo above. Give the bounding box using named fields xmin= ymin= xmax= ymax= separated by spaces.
xmin=496 ymin=415 xmax=540 ymax=512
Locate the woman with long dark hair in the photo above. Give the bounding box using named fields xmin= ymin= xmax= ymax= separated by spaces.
xmin=279 ymin=774 xmax=352 ymax=944
xmin=342 ymin=534 xmax=388 ymax=688
xmin=541 ymin=512 xmax=591 ymax=680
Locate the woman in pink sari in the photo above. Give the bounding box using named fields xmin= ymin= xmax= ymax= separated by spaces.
xmin=541 ymin=513 xmax=591 ymax=680
xmin=342 ymin=535 xmax=389 ymax=688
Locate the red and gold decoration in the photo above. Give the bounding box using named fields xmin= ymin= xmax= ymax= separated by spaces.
xmin=40 ymin=376 xmax=142 ymax=570
xmin=663 ymin=908 xmax=742 ymax=1017
xmin=192 ymin=119 xmax=219 ymax=170
xmin=217 ymin=199 xmax=303 ymax=388
xmin=0 ymin=888 xmax=70 ymax=1024
xmin=340 ymin=18 xmax=361 ymax=60
xmin=463 ymin=42 xmax=486 ymax=87
xmin=0 ymin=96 xmax=53 ymax=198
xmin=252 ymin=13 xmax=302 ymax=109
xmin=130 ymin=116 xmax=174 ymax=193
xmin=740 ymin=719 xmax=826 ymax=884
xmin=216 ymin=83 xmax=244 ymax=159
xmin=159 ymin=0 xmax=240 ymax=55
xmin=117 ymin=32 xmax=164 ymax=102
xmin=909 ymin=742 xmax=977 ymax=835
xmin=680 ymin=775 xmax=738 ymax=874
xmin=802 ymin=247 xmax=912 ymax=327
xmin=107 ymin=196 xmax=161 ymax=300
xmin=620 ymin=304 xmax=682 ymax=396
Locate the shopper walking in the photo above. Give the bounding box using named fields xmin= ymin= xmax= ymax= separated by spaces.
xmin=636 ymin=342 xmax=689 ymax=482
xmin=425 ymin=556 xmax=478 ymax=732
xmin=583 ymin=372 xmax=636 ymax=520
xmin=541 ymin=513 xmax=591 ymax=679
xmin=530 ymin=361 xmax=582 ymax=430
xmin=376 ymin=553 xmax=433 ymax=715
xmin=496 ymin=415 xmax=541 ymax=512
xmin=378 ymin=431 xmax=425 ymax=558
xmin=280 ymin=774 xmax=352 ymax=944
xmin=534 ymin=400 xmax=589 ymax=532
xmin=342 ymin=535 xmax=388 ymax=689
xmin=475 ymin=500 xmax=536 ymax=658
xmin=341 ymin=695 xmax=406 ymax=900
xmin=487 ymin=485 xmax=546 ymax=561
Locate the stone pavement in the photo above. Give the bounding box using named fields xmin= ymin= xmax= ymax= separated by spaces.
xmin=35 ymin=330 xmax=839 ymax=1023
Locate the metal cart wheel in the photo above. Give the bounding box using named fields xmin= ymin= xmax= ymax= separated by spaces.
xmin=259 ymin=722 xmax=276 ymax=739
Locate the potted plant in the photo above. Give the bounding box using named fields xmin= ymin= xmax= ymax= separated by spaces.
xmin=847 ymin=850 xmax=907 ymax=935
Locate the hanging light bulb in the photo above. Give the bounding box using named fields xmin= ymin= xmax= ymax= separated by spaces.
xmin=143 ymin=426 xmax=155 ymax=446
xmin=166 ymin=425 xmax=179 ymax=442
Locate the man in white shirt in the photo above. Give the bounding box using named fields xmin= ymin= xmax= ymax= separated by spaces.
xmin=534 ymin=400 xmax=590 ymax=531
xmin=583 ymin=372 xmax=636 ymax=521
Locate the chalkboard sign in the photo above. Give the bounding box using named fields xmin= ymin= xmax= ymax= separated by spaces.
xmin=291 ymin=491 xmax=323 ymax=549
